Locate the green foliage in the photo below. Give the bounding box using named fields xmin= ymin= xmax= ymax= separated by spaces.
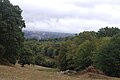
xmin=47 ymin=47 xmax=54 ymax=57
xmin=23 ymin=40 xmax=59 ymax=68
xmin=42 ymin=60 xmax=57 ymax=68
xmin=75 ymin=40 xmax=95 ymax=71
xmin=18 ymin=47 xmax=35 ymax=67
xmin=62 ymin=40 xmax=78 ymax=70
xmin=35 ymin=54 xmax=45 ymax=65
xmin=93 ymin=37 xmax=110 ymax=59
xmin=0 ymin=0 xmax=25 ymax=64
xmin=78 ymin=31 xmax=97 ymax=43
xmin=58 ymin=43 xmax=68 ymax=71
xmin=0 ymin=44 xmax=5 ymax=57
xmin=95 ymin=33 xmax=120 ymax=77
xmin=20 ymin=27 xmax=120 ymax=77
xmin=97 ymin=27 xmax=120 ymax=37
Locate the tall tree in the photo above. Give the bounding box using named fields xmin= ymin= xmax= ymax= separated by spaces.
xmin=0 ymin=0 xmax=25 ymax=64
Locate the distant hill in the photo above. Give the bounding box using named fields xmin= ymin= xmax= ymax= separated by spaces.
xmin=23 ymin=30 xmax=75 ymax=40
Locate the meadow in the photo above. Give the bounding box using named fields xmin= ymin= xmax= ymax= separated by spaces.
xmin=0 ymin=64 xmax=119 ymax=80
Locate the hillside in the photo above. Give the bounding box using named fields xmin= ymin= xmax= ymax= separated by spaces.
xmin=0 ymin=65 xmax=119 ymax=80
xmin=23 ymin=30 xmax=75 ymax=40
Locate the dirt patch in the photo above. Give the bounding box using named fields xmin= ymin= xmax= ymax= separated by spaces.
xmin=78 ymin=72 xmax=110 ymax=79
xmin=78 ymin=66 xmax=103 ymax=75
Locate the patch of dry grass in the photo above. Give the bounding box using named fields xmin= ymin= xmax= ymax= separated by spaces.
xmin=0 ymin=64 xmax=119 ymax=80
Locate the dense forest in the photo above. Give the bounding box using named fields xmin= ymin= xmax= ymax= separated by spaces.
xmin=0 ymin=0 xmax=120 ymax=78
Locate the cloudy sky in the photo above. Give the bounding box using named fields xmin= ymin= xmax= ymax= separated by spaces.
xmin=10 ymin=0 xmax=120 ymax=33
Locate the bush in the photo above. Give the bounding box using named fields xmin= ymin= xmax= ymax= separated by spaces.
xmin=42 ymin=60 xmax=57 ymax=68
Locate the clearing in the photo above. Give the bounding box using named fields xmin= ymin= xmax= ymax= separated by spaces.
xmin=0 ymin=64 xmax=119 ymax=80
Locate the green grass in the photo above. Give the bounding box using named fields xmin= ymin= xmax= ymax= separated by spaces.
xmin=37 ymin=67 xmax=59 ymax=72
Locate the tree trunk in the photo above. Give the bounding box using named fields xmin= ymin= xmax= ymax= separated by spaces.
xmin=21 ymin=63 xmax=24 ymax=67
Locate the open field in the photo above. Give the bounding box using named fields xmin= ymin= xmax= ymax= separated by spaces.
xmin=0 ymin=64 xmax=119 ymax=80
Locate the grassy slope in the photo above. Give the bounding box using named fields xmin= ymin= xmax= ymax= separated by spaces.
xmin=0 ymin=64 xmax=119 ymax=80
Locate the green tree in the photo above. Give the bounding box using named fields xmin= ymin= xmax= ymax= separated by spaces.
xmin=58 ymin=43 xmax=68 ymax=71
xmin=0 ymin=0 xmax=25 ymax=64
xmin=18 ymin=47 xmax=35 ymax=67
xmin=93 ymin=37 xmax=110 ymax=59
xmin=95 ymin=33 xmax=120 ymax=77
xmin=66 ymin=41 xmax=78 ymax=70
xmin=75 ymin=40 xmax=95 ymax=71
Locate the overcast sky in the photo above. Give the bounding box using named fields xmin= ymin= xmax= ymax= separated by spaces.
xmin=10 ymin=0 xmax=120 ymax=33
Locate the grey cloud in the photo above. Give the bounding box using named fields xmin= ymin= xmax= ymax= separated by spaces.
xmin=68 ymin=0 xmax=120 ymax=8
xmin=79 ymin=12 xmax=111 ymax=22
xmin=10 ymin=0 xmax=120 ymax=33
xmin=24 ymin=6 xmax=115 ymax=25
